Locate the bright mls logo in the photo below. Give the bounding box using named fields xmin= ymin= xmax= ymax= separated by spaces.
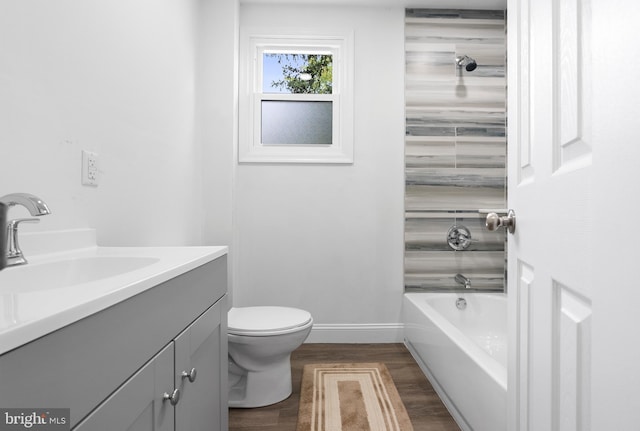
xmin=0 ymin=409 xmax=69 ymax=430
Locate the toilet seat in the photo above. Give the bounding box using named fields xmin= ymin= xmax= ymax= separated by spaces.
xmin=228 ymin=306 xmax=313 ymax=337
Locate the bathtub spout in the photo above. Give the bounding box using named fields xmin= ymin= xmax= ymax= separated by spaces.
xmin=455 ymin=273 xmax=472 ymax=289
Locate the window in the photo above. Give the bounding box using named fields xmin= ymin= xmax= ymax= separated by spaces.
xmin=239 ymin=33 xmax=354 ymax=163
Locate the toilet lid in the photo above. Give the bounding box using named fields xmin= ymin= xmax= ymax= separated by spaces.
xmin=228 ymin=306 xmax=313 ymax=336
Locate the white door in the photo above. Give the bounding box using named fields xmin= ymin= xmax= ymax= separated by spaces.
xmin=508 ymin=0 xmax=640 ymax=430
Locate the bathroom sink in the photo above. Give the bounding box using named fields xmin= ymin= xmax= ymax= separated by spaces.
xmin=0 ymin=256 xmax=159 ymax=294
xmin=0 ymin=228 xmax=228 ymax=355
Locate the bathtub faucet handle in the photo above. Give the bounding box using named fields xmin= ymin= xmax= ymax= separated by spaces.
xmin=447 ymin=225 xmax=476 ymax=251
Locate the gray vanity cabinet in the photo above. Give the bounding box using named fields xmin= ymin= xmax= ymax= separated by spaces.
xmin=73 ymin=343 xmax=175 ymax=431
xmin=0 ymin=255 xmax=228 ymax=431
xmin=175 ymin=296 xmax=228 ymax=431
xmin=75 ymin=296 xmax=227 ymax=431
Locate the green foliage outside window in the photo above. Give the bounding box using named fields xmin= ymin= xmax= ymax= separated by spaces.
xmin=267 ymin=54 xmax=333 ymax=94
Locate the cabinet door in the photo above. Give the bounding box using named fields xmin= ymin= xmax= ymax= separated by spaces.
xmin=74 ymin=343 xmax=175 ymax=431
xmin=174 ymin=295 xmax=228 ymax=431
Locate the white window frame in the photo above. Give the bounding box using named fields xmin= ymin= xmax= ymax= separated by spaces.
xmin=239 ymin=31 xmax=354 ymax=163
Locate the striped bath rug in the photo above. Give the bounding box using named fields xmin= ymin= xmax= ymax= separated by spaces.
xmin=296 ymin=363 xmax=414 ymax=431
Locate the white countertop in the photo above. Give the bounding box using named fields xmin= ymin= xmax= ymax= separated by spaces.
xmin=0 ymin=229 xmax=227 ymax=355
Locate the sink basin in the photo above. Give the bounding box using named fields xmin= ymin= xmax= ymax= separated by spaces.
xmin=0 ymin=256 xmax=159 ymax=294
xmin=0 ymin=227 xmax=228 ymax=356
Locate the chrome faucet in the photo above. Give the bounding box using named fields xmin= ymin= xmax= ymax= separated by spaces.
xmin=454 ymin=273 xmax=472 ymax=289
xmin=0 ymin=193 xmax=51 ymax=268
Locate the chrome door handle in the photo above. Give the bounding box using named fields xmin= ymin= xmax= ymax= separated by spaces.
xmin=181 ymin=368 xmax=197 ymax=383
xmin=486 ymin=209 xmax=516 ymax=234
xmin=163 ymin=388 xmax=181 ymax=406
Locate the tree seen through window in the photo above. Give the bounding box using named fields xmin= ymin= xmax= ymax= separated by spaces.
xmin=263 ymin=54 xmax=333 ymax=94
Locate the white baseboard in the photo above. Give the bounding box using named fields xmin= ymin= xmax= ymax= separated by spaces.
xmin=305 ymin=323 xmax=405 ymax=343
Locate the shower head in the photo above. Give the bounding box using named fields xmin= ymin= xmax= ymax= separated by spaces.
xmin=456 ymin=55 xmax=477 ymax=72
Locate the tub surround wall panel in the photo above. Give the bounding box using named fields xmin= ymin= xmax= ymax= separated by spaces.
xmin=405 ymin=212 xmax=505 ymax=290
xmin=404 ymin=9 xmax=507 ymax=291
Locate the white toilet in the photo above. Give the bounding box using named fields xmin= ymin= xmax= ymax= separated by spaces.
xmin=227 ymin=306 xmax=313 ymax=408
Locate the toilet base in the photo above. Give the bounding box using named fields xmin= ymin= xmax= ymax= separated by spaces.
xmin=229 ymin=357 xmax=293 ymax=408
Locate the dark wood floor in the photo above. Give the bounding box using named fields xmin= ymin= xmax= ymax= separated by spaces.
xmin=229 ymin=343 xmax=460 ymax=431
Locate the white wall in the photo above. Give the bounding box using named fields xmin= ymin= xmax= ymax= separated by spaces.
xmin=235 ymin=4 xmax=406 ymax=341
xmin=1 ymin=0 xmax=406 ymax=340
xmin=0 ymin=0 xmax=205 ymax=246
xmin=199 ymin=0 xmax=237 ymax=250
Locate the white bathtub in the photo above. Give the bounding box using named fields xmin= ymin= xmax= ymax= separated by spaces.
xmin=403 ymin=292 xmax=507 ymax=431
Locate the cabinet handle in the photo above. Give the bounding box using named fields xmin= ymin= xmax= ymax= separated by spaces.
xmin=163 ymin=388 xmax=181 ymax=406
xmin=181 ymin=367 xmax=197 ymax=383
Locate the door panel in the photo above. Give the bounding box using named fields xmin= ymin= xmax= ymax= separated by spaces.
xmin=514 ymin=260 xmax=533 ymax=431
xmin=508 ymin=0 xmax=593 ymax=429
xmin=555 ymin=0 xmax=592 ymax=171
xmin=555 ymin=283 xmax=591 ymax=431
xmin=590 ymin=1 xmax=640 ymax=427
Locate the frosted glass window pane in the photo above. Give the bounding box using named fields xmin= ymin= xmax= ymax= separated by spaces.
xmin=261 ymin=101 xmax=333 ymax=145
